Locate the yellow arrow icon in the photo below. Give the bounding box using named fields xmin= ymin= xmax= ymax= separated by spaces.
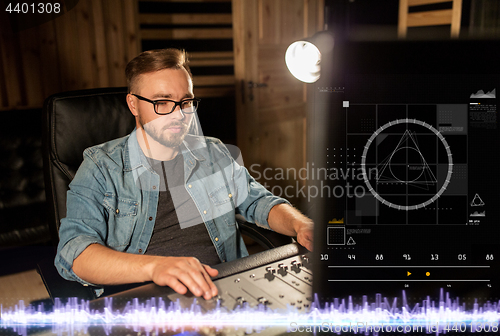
xmin=407 ymin=271 xmax=411 ymax=276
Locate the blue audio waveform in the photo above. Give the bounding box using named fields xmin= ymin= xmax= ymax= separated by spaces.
xmin=1 ymin=290 xmax=499 ymax=336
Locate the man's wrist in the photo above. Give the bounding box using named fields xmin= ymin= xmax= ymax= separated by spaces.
xmin=292 ymin=216 xmax=313 ymax=235
xmin=268 ymin=203 xmax=310 ymax=237
xmin=291 ymin=218 xmax=302 ymax=236
xmin=139 ymin=254 xmax=163 ymax=282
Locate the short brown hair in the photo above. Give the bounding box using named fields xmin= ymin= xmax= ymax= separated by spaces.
xmin=125 ymin=48 xmax=192 ymax=93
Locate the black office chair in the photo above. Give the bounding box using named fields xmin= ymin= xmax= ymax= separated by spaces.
xmin=38 ymin=87 xmax=293 ymax=301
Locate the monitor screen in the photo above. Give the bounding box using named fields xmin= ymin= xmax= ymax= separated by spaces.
xmin=310 ymin=40 xmax=500 ymax=307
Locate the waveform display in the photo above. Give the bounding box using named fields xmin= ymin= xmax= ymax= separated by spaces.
xmin=470 ymin=89 xmax=496 ymax=99
xmin=1 ymin=290 xmax=500 ymax=336
xmin=471 ymin=211 xmax=486 ymax=217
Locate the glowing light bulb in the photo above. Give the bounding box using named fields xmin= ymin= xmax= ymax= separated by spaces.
xmin=285 ymin=41 xmax=321 ymax=83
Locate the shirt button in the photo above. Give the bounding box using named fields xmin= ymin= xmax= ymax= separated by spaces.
xmin=115 ymin=209 xmax=120 ymax=214
xmin=188 ymin=184 xmax=192 ymax=188
xmin=153 ymin=186 xmax=156 ymax=190
xmin=149 ymin=217 xmax=153 ymax=221
xmin=215 ymin=237 xmax=219 ymax=242
xmin=139 ymin=249 xmax=142 ymax=253
xmin=228 ymin=193 xmax=232 ymax=198
xmin=203 ymin=210 xmax=207 ymax=214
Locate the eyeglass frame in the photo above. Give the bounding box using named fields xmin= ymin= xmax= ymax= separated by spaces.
xmin=131 ymin=93 xmax=201 ymax=115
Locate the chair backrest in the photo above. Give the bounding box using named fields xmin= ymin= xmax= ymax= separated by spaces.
xmin=398 ymin=0 xmax=463 ymax=38
xmin=42 ymin=87 xmax=293 ymax=251
xmin=42 ymin=87 xmax=136 ymax=243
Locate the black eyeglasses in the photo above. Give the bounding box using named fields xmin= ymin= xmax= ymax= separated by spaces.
xmin=132 ymin=94 xmax=200 ymax=115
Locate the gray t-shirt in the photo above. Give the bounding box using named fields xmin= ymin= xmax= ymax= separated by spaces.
xmin=144 ymin=154 xmax=221 ymax=266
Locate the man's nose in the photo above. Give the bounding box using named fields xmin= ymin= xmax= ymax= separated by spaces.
xmin=170 ymin=105 xmax=185 ymax=119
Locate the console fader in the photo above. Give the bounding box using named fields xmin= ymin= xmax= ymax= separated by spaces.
xmin=168 ymin=253 xmax=313 ymax=312
xmin=91 ymin=243 xmax=312 ymax=313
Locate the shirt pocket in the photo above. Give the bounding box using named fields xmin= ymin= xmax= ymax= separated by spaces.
xmin=208 ymin=184 xmax=234 ymax=226
xmin=208 ymin=184 xmax=231 ymax=205
xmin=103 ymin=193 xmax=138 ymax=249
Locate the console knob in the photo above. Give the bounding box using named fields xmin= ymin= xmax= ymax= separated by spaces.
xmin=265 ymin=267 xmax=276 ymax=281
xmin=301 ymin=255 xmax=311 ymax=269
xmin=257 ymin=297 xmax=269 ymax=305
xmin=291 ymin=260 xmax=302 ymax=273
xmin=277 ymin=263 xmax=288 ymax=276
xmin=233 ymin=297 xmax=247 ymax=310
xmin=211 ymin=295 xmax=224 ymax=304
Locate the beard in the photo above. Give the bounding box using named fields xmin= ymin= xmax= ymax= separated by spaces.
xmin=140 ymin=115 xmax=190 ymax=148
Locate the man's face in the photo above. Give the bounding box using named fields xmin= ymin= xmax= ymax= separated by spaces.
xmin=131 ymin=68 xmax=194 ymax=147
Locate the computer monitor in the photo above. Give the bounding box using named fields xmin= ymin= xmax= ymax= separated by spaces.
xmin=310 ymin=40 xmax=500 ymax=305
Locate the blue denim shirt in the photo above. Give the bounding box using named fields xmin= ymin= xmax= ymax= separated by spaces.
xmin=55 ymin=129 xmax=289 ymax=286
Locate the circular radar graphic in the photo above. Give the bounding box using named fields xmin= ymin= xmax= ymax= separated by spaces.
xmin=360 ymin=119 xmax=453 ymax=210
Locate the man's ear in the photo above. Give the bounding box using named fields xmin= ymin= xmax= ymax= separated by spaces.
xmin=126 ymin=94 xmax=139 ymax=117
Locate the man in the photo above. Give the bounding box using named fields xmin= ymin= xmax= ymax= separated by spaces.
xmin=55 ymin=49 xmax=313 ymax=300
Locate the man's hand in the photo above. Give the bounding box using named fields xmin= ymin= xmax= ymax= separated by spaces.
xmin=149 ymin=256 xmax=218 ymax=300
xmin=73 ymin=244 xmax=219 ymax=299
xmin=268 ymin=203 xmax=314 ymax=251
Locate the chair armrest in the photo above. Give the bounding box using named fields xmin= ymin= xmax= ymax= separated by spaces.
xmin=37 ymin=255 xmax=96 ymax=302
xmin=236 ymin=214 xmax=294 ymax=249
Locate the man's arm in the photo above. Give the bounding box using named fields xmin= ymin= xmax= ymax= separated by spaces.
xmin=268 ymin=203 xmax=314 ymax=251
xmin=208 ymin=139 xmax=314 ymax=251
xmin=72 ymin=243 xmax=219 ymax=300
xmin=56 ymin=148 xmax=218 ymax=300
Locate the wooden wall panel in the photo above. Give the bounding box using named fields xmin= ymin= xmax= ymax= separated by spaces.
xmin=258 ymin=0 xmax=280 ymax=44
xmin=75 ymin=0 xmax=96 ymax=90
xmin=91 ymin=0 xmax=110 ymax=88
xmin=124 ymin=0 xmax=141 ymax=64
xmin=258 ymin=116 xmax=307 ymax=203
xmin=38 ymin=20 xmax=62 ymax=101
xmin=18 ymin=28 xmax=44 ymax=107
xmin=398 ymin=0 xmax=462 ymax=38
xmin=54 ymin=5 xmax=81 ymax=91
xmin=280 ymin=0 xmax=305 ymax=43
xmin=139 ymin=0 xmax=235 ymax=99
xmin=0 ymin=0 xmax=140 ymax=110
xmin=140 ymin=13 xmax=232 ymax=25
xmin=233 ymin=0 xmax=324 ymax=209
xmin=104 ymin=0 xmax=127 ymax=87
xmin=305 ymin=0 xmax=325 ymax=36
xmin=0 ymin=12 xmax=24 ymax=108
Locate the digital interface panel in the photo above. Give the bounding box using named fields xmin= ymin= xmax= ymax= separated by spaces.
xmin=311 ymin=41 xmax=500 ymax=306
